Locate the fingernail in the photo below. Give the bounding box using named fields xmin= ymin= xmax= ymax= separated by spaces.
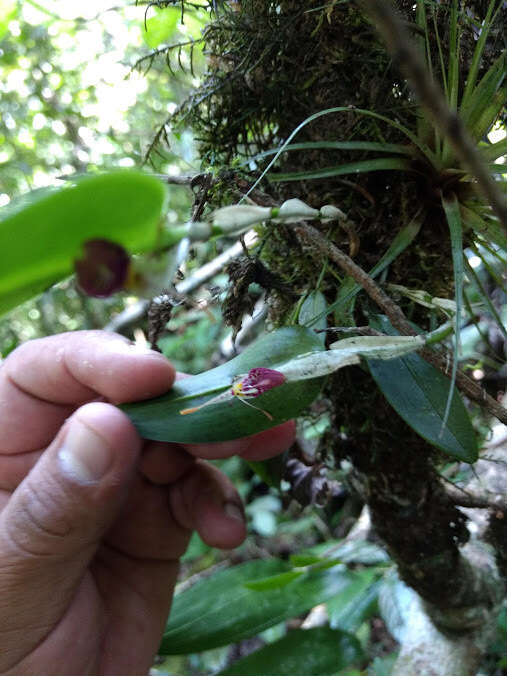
xmin=223 ymin=502 xmax=245 ymax=523
xmin=58 ymin=419 xmax=112 ymax=484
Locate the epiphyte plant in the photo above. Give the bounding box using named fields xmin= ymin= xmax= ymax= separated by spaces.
xmin=179 ymin=333 xmax=427 ymax=421
xmin=180 ymin=367 xmax=286 ymax=419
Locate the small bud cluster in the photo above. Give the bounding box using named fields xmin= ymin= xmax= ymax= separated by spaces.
xmin=187 ymin=198 xmax=347 ymax=238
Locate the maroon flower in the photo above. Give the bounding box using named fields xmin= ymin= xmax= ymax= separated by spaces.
xmin=75 ymin=239 xmax=130 ymax=297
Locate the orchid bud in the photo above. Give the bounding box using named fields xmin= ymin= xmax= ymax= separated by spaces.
xmin=276 ymin=199 xmax=319 ymax=222
xmin=186 ymin=220 xmax=212 ymax=241
xmin=212 ymin=205 xmax=273 ymax=232
xmin=320 ymin=205 xmax=346 ymax=221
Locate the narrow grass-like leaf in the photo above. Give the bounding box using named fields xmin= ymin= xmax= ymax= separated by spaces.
xmin=441 ymin=0 xmax=460 ymax=165
xmin=216 ymin=627 xmax=362 ymax=676
xmin=461 ymin=204 xmax=507 ymax=251
xmin=416 ymin=0 xmax=436 ymax=146
xmin=270 ymin=157 xmax=412 ymax=183
xmin=368 ymin=316 xmax=478 ymax=463
xmin=465 ymin=256 xmax=507 ymax=339
xmin=479 ymin=136 xmax=507 ymax=162
xmin=461 ymin=0 xmax=502 ymax=110
xmin=441 ymin=192 xmax=464 ymax=434
xmin=0 ymin=171 xmax=168 ymax=315
xmin=121 ymin=327 xmax=325 ymax=443
xmin=244 ymin=106 xmax=437 ymax=200
xmin=460 ymin=52 xmax=506 ymax=141
xmin=249 ymin=140 xmax=414 ymax=162
xmin=160 ymin=559 xmax=356 ymax=654
xmin=320 ymin=210 xmax=424 ymax=324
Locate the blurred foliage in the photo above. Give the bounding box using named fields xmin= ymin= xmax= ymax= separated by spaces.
xmin=0 ymin=0 xmax=207 ymax=354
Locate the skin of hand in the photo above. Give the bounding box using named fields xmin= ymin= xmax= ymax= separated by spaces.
xmin=0 ymin=331 xmax=295 ymax=676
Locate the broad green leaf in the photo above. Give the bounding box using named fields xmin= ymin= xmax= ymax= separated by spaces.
xmin=327 ymin=569 xmax=380 ymax=633
xmin=271 ymin=157 xmax=412 ymax=183
xmin=216 ymin=627 xmax=363 ymax=676
xmin=299 ymin=289 xmax=328 ymax=340
xmin=0 ymin=171 xmax=168 ymax=316
xmin=122 ymin=327 xmax=325 ymax=443
xmin=160 ymin=559 xmax=356 ymax=654
xmin=367 ymin=316 xmax=478 ymax=463
xmin=244 ymin=570 xmax=304 ymax=590
xmin=144 ymin=7 xmax=179 ymax=48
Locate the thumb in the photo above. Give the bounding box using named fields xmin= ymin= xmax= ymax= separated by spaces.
xmin=0 ymin=402 xmax=141 ymax=666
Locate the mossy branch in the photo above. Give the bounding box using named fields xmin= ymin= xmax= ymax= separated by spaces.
xmin=292 ymin=221 xmax=507 ymax=426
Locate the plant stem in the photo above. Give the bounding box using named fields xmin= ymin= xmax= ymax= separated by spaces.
xmin=293 ymin=221 xmax=507 ymax=425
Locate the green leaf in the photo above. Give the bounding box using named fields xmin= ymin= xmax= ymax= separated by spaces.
xmin=326 ymin=210 xmax=424 ymax=323
xmin=327 ymin=569 xmax=380 ymax=634
xmin=461 ymin=0 xmax=502 ymax=110
xmin=246 ymin=453 xmax=286 ymax=489
xmin=216 ymin=627 xmax=363 ymax=676
xmin=479 ymin=136 xmax=507 ymax=162
xmin=250 ymin=140 xmax=414 ymax=162
xmin=460 ymin=52 xmax=506 ymax=141
xmin=299 ymin=290 xmax=328 ymax=339
xmin=441 ymin=0 xmax=460 ymax=165
xmin=245 ymin=106 xmax=436 ymax=199
xmin=0 ymin=171 xmax=168 ymax=316
xmin=244 ymin=570 xmax=304 ymax=590
xmin=461 ymin=204 xmax=507 ymax=251
xmin=441 ymin=192 xmax=463 ymax=433
xmin=160 ymin=559 xmax=356 ymax=654
xmin=143 ymin=7 xmax=179 ymax=48
xmin=121 ymin=327 xmax=325 ymax=443
xmin=367 ymin=316 xmax=478 ymax=463
xmin=271 ymin=157 xmax=412 ymax=183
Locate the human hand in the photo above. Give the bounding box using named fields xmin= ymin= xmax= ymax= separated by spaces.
xmin=0 ymin=331 xmax=295 ymax=675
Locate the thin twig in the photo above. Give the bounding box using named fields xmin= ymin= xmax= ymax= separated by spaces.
xmin=442 ymin=478 xmax=507 ymax=511
xmin=292 ymin=221 xmax=507 ymax=425
xmin=105 ymin=237 xmax=250 ymax=332
xmin=359 ymin=0 xmax=507 ymax=228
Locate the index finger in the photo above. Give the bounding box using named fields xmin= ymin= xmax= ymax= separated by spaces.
xmin=0 ymin=331 xmax=174 ymax=454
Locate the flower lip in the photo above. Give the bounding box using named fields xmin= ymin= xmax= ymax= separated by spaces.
xmin=237 ymin=368 xmax=286 ymax=396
